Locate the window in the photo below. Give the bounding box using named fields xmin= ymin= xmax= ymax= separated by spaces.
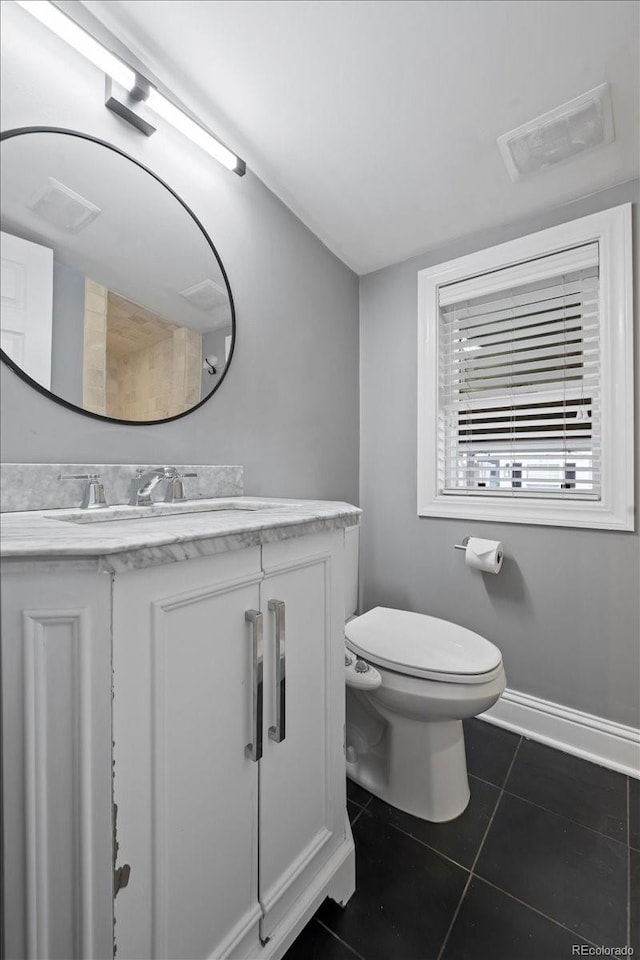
xmin=417 ymin=205 xmax=633 ymax=530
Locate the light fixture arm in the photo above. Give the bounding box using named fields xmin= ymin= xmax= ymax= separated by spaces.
xmin=105 ymin=75 xmax=156 ymax=137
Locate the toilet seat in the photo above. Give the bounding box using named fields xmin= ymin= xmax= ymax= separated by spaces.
xmin=345 ymin=606 xmax=503 ymax=685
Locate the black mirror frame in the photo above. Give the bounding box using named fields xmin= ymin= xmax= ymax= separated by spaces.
xmin=0 ymin=125 xmax=236 ymax=426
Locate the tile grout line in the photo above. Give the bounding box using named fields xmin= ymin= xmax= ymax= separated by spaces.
xmin=471 ymin=769 xmax=629 ymax=848
xmin=470 ymin=734 xmax=523 ymax=874
xmin=435 ymin=736 xmax=523 ymax=960
xmin=348 ymin=793 xmax=372 ymax=828
xmin=347 ymin=797 xmax=373 ymax=828
xmin=353 ymin=792 xmax=481 ymax=873
xmin=499 ymin=786 xmax=629 ymax=848
xmin=467 ymin=772 xmax=507 ymax=790
xmin=434 ymin=872 xmax=474 ymax=960
xmin=315 ymin=918 xmax=368 ymax=960
xmin=473 ymin=875 xmax=599 ymax=948
xmin=490 ymin=738 xmax=631 ymax=845
xmin=362 ymin=819 xmax=474 ymax=874
xmin=347 ymin=790 xmax=372 ymax=811
xmin=354 ymin=785 xmax=529 ymax=876
xmin=498 ymin=736 xmax=523 ymax=792
xmin=354 ymin=775 xmax=518 ymax=875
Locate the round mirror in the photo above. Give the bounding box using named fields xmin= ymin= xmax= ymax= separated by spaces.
xmin=0 ymin=127 xmax=235 ymax=423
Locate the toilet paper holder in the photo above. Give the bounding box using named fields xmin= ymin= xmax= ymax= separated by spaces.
xmin=453 ymin=536 xmax=470 ymax=551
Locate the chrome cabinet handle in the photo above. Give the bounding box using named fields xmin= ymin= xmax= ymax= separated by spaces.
xmin=268 ymin=600 xmax=286 ymax=744
xmin=244 ymin=610 xmax=263 ymax=762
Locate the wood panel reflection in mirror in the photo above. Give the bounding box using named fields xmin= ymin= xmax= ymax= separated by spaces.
xmin=0 ymin=127 xmax=235 ymax=424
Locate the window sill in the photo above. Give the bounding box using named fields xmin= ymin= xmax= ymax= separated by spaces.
xmin=417 ymin=494 xmax=635 ymax=531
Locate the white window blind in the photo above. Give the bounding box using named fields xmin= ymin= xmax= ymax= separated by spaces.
xmin=438 ymin=242 xmax=600 ymax=500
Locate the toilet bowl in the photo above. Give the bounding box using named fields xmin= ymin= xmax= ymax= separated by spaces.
xmin=344 ymin=606 xmax=506 ymax=823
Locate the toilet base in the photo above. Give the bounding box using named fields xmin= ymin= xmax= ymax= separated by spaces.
xmin=347 ymin=716 xmax=470 ymax=823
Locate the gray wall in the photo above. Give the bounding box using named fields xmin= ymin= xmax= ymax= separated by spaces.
xmin=0 ymin=4 xmax=359 ymax=504
xmin=51 ymin=260 xmax=84 ymax=407
xmin=359 ymin=180 xmax=640 ymax=728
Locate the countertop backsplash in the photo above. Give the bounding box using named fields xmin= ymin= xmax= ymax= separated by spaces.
xmin=0 ymin=463 xmax=244 ymax=513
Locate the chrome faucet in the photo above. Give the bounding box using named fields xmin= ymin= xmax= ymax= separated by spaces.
xmin=133 ymin=467 xmax=198 ymax=505
xmin=134 ymin=467 xmax=168 ymax=506
xmin=59 ymin=473 xmax=107 ymax=509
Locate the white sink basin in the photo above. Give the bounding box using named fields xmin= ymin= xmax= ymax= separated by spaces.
xmin=45 ymin=499 xmax=278 ymax=524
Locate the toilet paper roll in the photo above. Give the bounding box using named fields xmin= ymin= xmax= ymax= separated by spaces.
xmin=465 ymin=537 xmax=504 ymax=574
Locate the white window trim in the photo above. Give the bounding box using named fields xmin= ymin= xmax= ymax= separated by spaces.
xmin=417 ymin=204 xmax=634 ymax=531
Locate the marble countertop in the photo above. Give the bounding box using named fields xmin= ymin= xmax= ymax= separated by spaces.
xmin=0 ymin=497 xmax=361 ymax=573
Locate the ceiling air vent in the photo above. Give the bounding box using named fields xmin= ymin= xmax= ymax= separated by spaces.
xmin=497 ymin=83 xmax=614 ymax=181
xmin=180 ymin=279 xmax=227 ymax=311
xmin=29 ymin=177 xmax=101 ymax=233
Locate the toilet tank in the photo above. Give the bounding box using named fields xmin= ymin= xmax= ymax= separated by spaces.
xmin=344 ymin=525 xmax=359 ymax=620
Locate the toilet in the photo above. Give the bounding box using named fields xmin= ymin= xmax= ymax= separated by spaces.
xmin=343 ymin=528 xmax=506 ymax=824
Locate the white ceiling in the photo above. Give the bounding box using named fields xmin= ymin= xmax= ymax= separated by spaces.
xmin=83 ymin=0 xmax=639 ymax=275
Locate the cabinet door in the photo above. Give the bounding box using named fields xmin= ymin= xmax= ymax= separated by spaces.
xmin=112 ymin=550 xmax=264 ymax=960
xmin=259 ymin=530 xmax=346 ymax=939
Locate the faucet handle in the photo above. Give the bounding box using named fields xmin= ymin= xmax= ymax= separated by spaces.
xmin=59 ymin=472 xmax=98 ymax=480
xmin=161 ymin=466 xmax=196 ymax=479
xmin=58 ymin=473 xmax=107 ymax=510
xmin=164 ymin=470 xmax=198 ymax=503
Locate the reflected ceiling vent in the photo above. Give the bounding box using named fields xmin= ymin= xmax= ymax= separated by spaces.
xmin=497 ymin=83 xmax=614 ymax=181
xmin=180 ymin=278 xmax=227 ymax=311
xmin=29 ymin=177 xmax=102 ymax=233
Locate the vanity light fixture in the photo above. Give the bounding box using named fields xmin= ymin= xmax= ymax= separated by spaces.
xmin=16 ymin=0 xmax=137 ymax=92
xmin=145 ymin=89 xmax=239 ymax=170
xmin=15 ymin=0 xmax=246 ymax=175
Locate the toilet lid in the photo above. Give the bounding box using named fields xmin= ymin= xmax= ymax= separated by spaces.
xmin=345 ymin=606 xmax=503 ymax=683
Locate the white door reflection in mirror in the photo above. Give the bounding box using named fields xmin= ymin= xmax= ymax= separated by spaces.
xmin=1 ymin=230 xmax=53 ymax=389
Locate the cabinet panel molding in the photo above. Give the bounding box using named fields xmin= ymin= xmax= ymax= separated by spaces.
xmin=215 ymin=902 xmax=264 ymax=960
xmin=259 ymin=827 xmax=332 ymax=916
xmin=22 ymin=608 xmax=96 ymax=960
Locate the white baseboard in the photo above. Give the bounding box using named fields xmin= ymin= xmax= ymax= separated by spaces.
xmin=480 ymin=687 xmax=640 ymax=778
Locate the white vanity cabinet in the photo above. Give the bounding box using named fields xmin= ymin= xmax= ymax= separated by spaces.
xmin=1 ymin=524 xmax=355 ymax=960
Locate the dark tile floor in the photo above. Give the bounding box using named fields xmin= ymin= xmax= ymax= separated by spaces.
xmin=284 ymin=719 xmax=638 ymax=960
